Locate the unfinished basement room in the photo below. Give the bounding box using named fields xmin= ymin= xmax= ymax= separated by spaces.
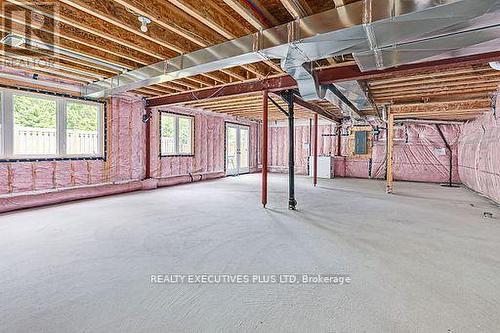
xmin=1 ymin=0 xmax=500 ymax=332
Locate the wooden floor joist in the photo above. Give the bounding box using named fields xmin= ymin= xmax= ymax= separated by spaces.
xmin=0 ymin=0 xmax=499 ymax=123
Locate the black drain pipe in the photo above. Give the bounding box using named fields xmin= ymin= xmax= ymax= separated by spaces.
xmin=284 ymin=91 xmax=297 ymax=210
xmin=436 ymin=124 xmax=453 ymax=187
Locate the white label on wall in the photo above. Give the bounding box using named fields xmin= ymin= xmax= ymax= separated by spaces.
xmin=434 ymin=148 xmax=446 ymax=156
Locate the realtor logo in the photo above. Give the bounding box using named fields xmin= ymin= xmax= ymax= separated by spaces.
xmin=1 ymin=1 xmax=58 ymax=68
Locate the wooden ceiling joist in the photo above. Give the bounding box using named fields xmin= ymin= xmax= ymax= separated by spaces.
xmin=0 ymin=0 xmax=497 ymax=124
xmin=279 ymin=0 xmax=313 ymax=19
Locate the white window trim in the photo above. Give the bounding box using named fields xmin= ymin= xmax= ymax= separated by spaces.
xmin=65 ymin=99 xmax=105 ymax=158
xmin=0 ymin=88 xmax=105 ymax=160
xmin=160 ymin=112 xmax=194 ymax=157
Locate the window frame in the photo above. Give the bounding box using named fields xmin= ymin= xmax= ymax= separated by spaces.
xmin=0 ymin=88 xmax=106 ymax=162
xmin=354 ymin=130 xmax=368 ymax=155
xmin=159 ymin=111 xmax=195 ymax=157
xmin=65 ymin=99 xmax=105 ymax=158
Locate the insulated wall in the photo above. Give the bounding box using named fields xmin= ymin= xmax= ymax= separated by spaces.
xmin=268 ymin=120 xmax=461 ymax=184
xmin=148 ymin=106 xmax=260 ymax=179
xmin=0 ymin=95 xmax=146 ymax=196
xmin=268 ymin=121 xmax=338 ymax=175
xmin=370 ymin=123 xmax=461 ymax=183
xmin=458 ymin=111 xmax=500 ymax=204
xmin=0 ymin=98 xmax=260 ymax=213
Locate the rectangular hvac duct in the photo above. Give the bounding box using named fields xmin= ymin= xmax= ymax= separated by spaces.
xmin=83 ymin=0 xmax=500 ymax=103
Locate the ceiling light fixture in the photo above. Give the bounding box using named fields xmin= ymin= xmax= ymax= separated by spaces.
xmin=489 ymin=61 xmax=500 ymax=71
xmin=138 ymin=16 xmax=151 ymax=33
xmin=0 ymin=34 xmax=26 ymax=48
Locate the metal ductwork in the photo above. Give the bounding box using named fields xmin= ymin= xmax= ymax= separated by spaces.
xmin=280 ymin=45 xmax=325 ymax=101
xmin=84 ymin=0 xmax=500 ymax=113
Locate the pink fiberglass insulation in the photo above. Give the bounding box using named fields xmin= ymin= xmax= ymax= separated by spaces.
xmin=268 ymin=120 xmax=461 ymax=183
xmin=369 ymin=122 xmax=461 ymax=183
xmin=268 ymin=122 xmax=338 ymax=175
xmin=149 ymin=106 xmax=260 ymax=179
xmin=458 ymin=111 xmax=500 ymax=204
xmin=1 ymin=97 xmax=263 ymax=212
xmin=0 ymin=94 xmax=146 ymax=212
xmin=0 ymin=98 xmax=263 ymax=213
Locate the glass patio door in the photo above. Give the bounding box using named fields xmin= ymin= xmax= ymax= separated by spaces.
xmin=226 ymin=124 xmax=250 ymax=175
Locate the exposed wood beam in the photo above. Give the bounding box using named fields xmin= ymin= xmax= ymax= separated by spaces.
xmin=279 ymin=0 xmax=313 ymax=19
xmin=386 ymin=111 xmax=394 ymax=194
xmin=166 ymin=0 xmax=242 ymax=39
xmin=0 ymin=56 xmax=91 ymax=84
xmin=54 ymin=0 xmax=227 ymax=88
xmin=369 ymin=67 xmax=493 ymax=87
xmin=111 ymin=0 xmax=264 ymax=81
xmin=393 ymin=109 xmax=490 ymax=118
xmin=372 ymin=82 xmax=500 ymax=95
xmin=0 ymin=45 xmax=111 ymax=80
xmin=292 ymin=95 xmax=338 ymax=121
xmin=370 ymin=71 xmax=500 ymax=90
xmin=0 ymin=14 xmax=145 ymax=69
xmin=222 ymin=0 xmax=265 ymax=31
xmin=6 ymin=0 xmax=171 ymax=59
xmin=4 ymin=0 xmax=221 ymax=90
xmin=147 ymin=50 xmax=500 ymax=107
xmin=390 ymin=99 xmax=491 ymax=113
xmin=375 ymin=87 xmax=495 ymax=101
xmin=217 ymin=0 xmax=282 ymax=74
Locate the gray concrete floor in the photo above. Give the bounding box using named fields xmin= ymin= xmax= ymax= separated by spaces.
xmin=1 ymin=174 xmax=500 ymax=332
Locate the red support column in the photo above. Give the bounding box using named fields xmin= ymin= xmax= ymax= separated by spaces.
xmin=262 ymin=90 xmax=269 ymax=207
xmin=313 ymin=113 xmax=318 ymax=187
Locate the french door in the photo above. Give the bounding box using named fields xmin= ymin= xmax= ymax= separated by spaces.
xmin=225 ymin=123 xmax=250 ymax=176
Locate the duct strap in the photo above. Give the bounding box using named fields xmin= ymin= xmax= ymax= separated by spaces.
xmin=362 ymin=0 xmax=384 ymax=70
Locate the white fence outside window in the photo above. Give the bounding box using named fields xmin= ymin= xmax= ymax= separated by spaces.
xmin=14 ymin=126 xmax=99 ymax=155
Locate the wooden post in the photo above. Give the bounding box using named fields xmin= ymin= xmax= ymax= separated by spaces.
xmin=386 ymin=112 xmax=394 ymax=194
xmin=262 ymin=90 xmax=269 ymax=207
xmin=145 ymin=107 xmax=152 ymax=179
xmin=313 ymin=113 xmax=318 ymax=186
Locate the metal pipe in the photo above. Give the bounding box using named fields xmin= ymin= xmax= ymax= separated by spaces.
xmin=284 ymin=91 xmax=297 ymax=210
xmin=262 ymin=90 xmax=269 ymax=208
xmin=337 ymin=126 xmax=342 ymax=156
xmin=268 ymin=95 xmax=289 ymax=117
xmin=436 ymin=124 xmax=454 ymax=187
xmin=313 ymin=113 xmax=318 ymax=187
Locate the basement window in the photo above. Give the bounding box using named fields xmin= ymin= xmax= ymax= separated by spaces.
xmin=66 ymin=102 xmax=102 ymax=156
xmin=354 ymin=130 xmax=369 ymax=155
xmin=13 ymin=94 xmax=57 ymax=156
xmin=0 ymin=88 xmax=104 ymax=161
xmin=160 ymin=112 xmax=194 ymax=156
